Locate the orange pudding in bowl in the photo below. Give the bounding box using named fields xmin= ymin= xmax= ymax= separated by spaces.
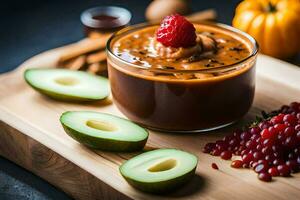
xmin=106 ymin=17 xmax=258 ymax=132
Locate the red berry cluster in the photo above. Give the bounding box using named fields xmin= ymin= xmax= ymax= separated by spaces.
xmin=203 ymin=102 xmax=300 ymax=182
xmin=156 ymin=14 xmax=196 ymax=48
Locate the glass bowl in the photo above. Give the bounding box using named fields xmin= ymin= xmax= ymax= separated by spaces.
xmin=106 ymin=22 xmax=258 ymax=132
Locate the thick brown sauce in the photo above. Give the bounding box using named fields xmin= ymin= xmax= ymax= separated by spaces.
xmin=113 ymin=25 xmax=251 ymax=74
xmin=108 ymin=24 xmax=256 ymax=131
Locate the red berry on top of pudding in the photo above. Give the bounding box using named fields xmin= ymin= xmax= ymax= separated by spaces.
xmin=156 ymin=14 xmax=197 ymax=48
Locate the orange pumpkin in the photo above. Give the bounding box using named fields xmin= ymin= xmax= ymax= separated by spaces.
xmin=233 ymin=0 xmax=300 ymax=59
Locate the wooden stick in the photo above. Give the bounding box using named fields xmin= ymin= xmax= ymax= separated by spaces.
xmin=149 ymin=9 xmax=217 ymax=24
xmin=86 ymin=51 xmax=107 ymax=64
xmin=88 ymin=32 xmax=112 ymax=39
xmin=87 ymin=62 xmax=107 ymax=74
xmin=65 ymin=55 xmax=86 ymax=70
xmin=186 ymin=9 xmax=217 ymax=22
xmin=58 ymin=34 xmax=111 ymax=64
xmin=87 ymin=63 xmax=100 ymax=74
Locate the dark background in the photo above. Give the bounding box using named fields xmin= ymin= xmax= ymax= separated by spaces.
xmin=0 ymin=0 xmax=242 ymax=74
xmin=0 ymin=0 xmax=296 ymax=199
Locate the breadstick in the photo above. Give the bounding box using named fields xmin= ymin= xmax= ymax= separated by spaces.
xmin=148 ymin=9 xmax=217 ymax=24
xmin=64 ymin=55 xmax=86 ymax=70
xmin=186 ymin=9 xmax=217 ymax=22
xmin=58 ymin=34 xmax=111 ymax=64
xmin=86 ymin=51 xmax=107 ymax=64
xmin=87 ymin=62 xmax=107 ymax=74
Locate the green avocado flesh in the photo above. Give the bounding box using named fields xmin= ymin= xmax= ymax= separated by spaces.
xmin=120 ymin=149 xmax=198 ymax=194
xmin=60 ymin=111 xmax=149 ymax=152
xmin=24 ymin=68 xmax=109 ymax=101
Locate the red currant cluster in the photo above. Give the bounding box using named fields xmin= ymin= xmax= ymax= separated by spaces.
xmin=203 ymin=102 xmax=300 ymax=182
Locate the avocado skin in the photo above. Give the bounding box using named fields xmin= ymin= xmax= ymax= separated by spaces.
xmin=24 ymin=69 xmax=109 ymax=102
xmin=25 ymin=80 xmax=105 ymax=102
xmin=30 ymin=84 xmax=105 ymax=102
xmin=60 ymin=122 xmax=148 ymax=152
xmin=120 ymin=166 xmax=196 ymax=194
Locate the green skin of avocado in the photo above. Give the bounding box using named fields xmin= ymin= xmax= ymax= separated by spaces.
xmin=120 ymin=166 xmax=196 ymax=194
xmin=24 ymin=69 xmax=109 ymax=102
xmin=25 ymin=79 xmax=107 ymax=102
xmin=61 ymin=122 xmax=148 ymax=152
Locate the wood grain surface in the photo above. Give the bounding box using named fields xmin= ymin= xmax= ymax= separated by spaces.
xmin=0 ymin=44 xmax=300 ymax=200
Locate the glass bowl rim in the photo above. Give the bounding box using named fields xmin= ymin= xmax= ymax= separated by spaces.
xmin=106 ymin=22 xmax=259 ymax=74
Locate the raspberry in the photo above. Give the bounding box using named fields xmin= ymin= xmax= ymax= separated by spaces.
xmin=156 ymin=14 xmax=196 ymax=48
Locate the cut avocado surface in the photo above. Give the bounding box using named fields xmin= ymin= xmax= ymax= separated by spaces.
xmin=120 ymin=148 xmax=198 ymax=194
xmin=24 ymin=68 xmax=109 ymax=101
xmin=60 ymin=111 xmax=149 ymax=152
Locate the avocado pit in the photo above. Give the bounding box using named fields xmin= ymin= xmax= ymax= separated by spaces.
xmin=148 ymin=158 xmax=177 ymax=172
xmin=54 ymin=77 xmax=79 ymax=86
xmin=86 ymin=119 xmax=118 ymax=132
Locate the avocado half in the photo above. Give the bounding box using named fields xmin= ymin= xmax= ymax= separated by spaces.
xmin=24 ymin=68 xmax=110 ymax=102
xmin=120 ymin=149 xmax=198 ymax=194
xmin=60 ymin=111 xmax=149 ymax=152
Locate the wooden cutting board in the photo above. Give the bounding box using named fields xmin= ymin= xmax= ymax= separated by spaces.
xmin=0 ymin=44 xmax=300 ymax=200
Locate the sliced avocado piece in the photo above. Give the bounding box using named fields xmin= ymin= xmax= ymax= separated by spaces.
xmin=120 ymin=148 xmax=198 ymax=194
xmin=24 ymin=68 xmax=109 ymax=101
xmin=60 ymin=111 xmax=149 ymax=152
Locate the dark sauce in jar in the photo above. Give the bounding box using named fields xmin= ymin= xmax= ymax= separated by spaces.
xmin=91 ymin=15 xmax=120 ymax=27
xmin=92 ymin=14 xmax=119 ymax=21
xmin=81 ymin=6 xmax=131 ymax=36
xmin=92 ymin=15 xmax=118 ymax=21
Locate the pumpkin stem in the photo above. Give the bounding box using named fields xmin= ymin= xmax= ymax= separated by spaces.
xmin=266 ymin=2 xmax=277 ymax=12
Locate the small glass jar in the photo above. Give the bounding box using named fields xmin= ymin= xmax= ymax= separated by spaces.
xmin=80 ymin=6 xmax=131 ymax=37
xmin=106 ymin=23 xmax=258 ymax=132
